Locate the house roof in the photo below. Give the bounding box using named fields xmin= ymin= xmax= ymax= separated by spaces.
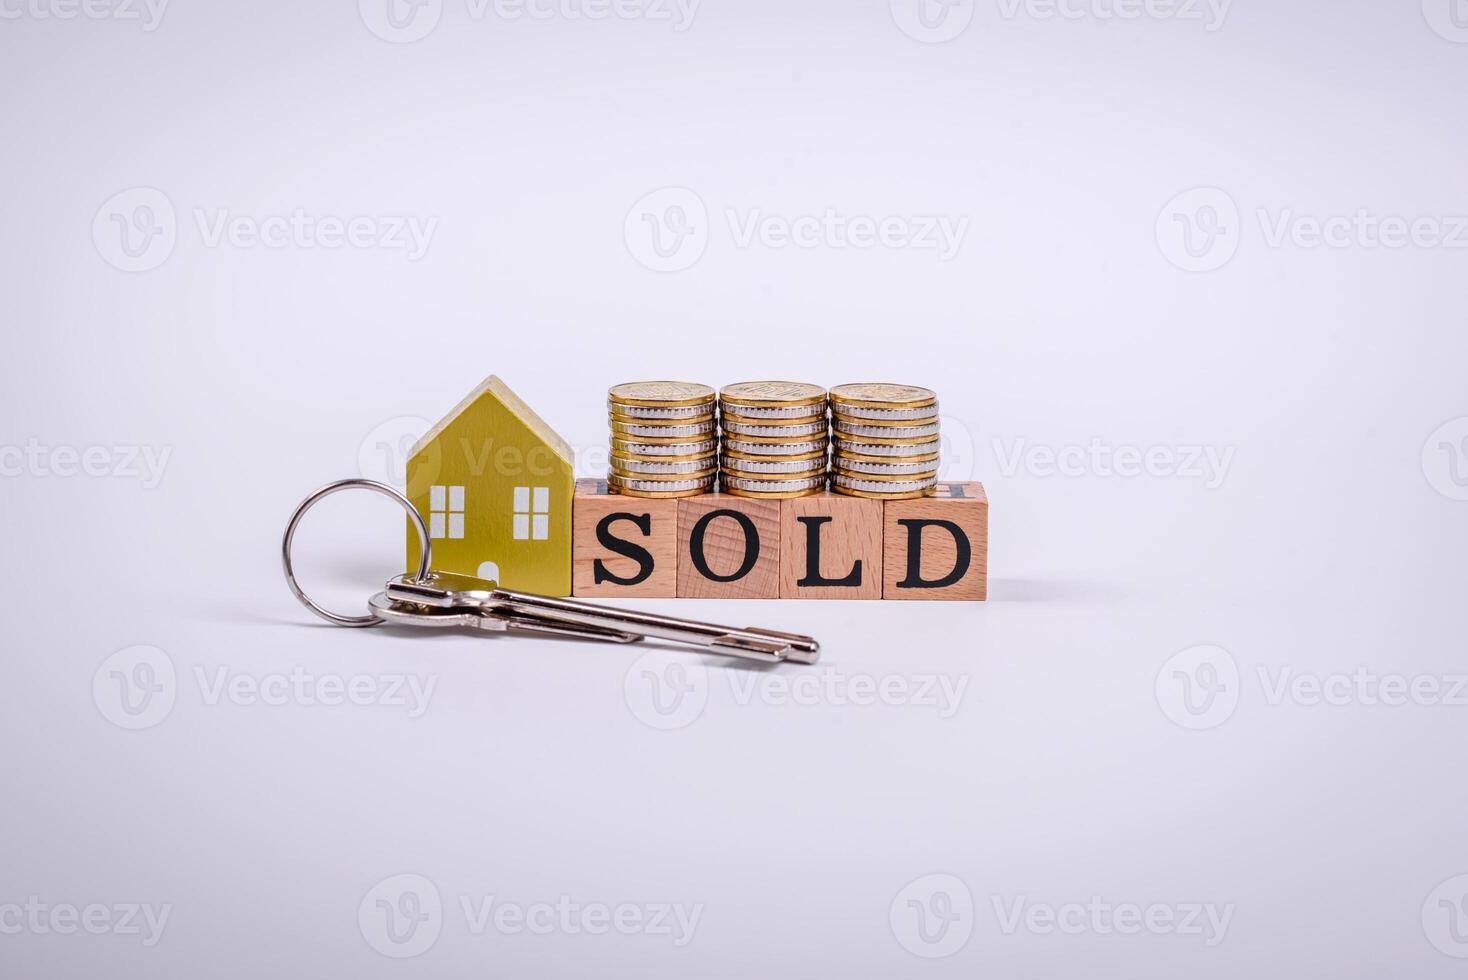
xmin=410 ymin=375 xmax=574 ymax=467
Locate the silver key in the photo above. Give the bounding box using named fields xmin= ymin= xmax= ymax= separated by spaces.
xmin=378 ymin=572 xmax=821 ymax=664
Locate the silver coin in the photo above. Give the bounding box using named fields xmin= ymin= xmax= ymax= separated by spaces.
xmin=721 ymin=475 xmax=828 ymax=494
xmin=609 ymin=419 xmax=717 ymax=440
xmin=611 ymin=454 xmax=719 ymax=475
xmin=610 ymin=438 xmax=717 ymax=457
xmin=608 ymin=474 xmax=716 ymax=493
xmin=832 ymin=403 xmax=940 ymax=422
xmin=723 ymin=437 xmax=828 ymax=457
xmin=721 ymin=455 xmax=829 ymax=476
xmin=833 ymin=437 xmax=941 ymax=458
xmin=832 ymin=419 xmax=941 ymax=440
xmin=832 ymin=473 xmax=938 ymax=495
xmin=834 ymin=457 xmax=939 ymax=477
xmin=608 ymin=400 xmax=716 ymax=420
xmin=721 ymin=419 xmax=828 ymax=439
xmin=719 ymin=403 xmax=827 ymax=422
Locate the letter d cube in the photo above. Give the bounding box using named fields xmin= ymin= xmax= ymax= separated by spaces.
xmin=883 ymin=482 xmax=988 ymax=601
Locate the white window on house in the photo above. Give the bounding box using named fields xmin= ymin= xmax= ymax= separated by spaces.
xmin=429 ymin=485 xmax=465 ymax=540
xmin=512 ymin=486 xmax=550 ymax=541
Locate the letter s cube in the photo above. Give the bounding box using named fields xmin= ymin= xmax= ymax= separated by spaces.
xmin=572 ymin=479 xmax=678 ymax=597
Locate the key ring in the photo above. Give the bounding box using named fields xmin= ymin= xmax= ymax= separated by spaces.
xmin=281 ymin=478 xmax=432 ymax=627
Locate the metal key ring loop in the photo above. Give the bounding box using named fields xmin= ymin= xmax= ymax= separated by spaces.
xmin=282 ymin=478 xmax=432 ymax=627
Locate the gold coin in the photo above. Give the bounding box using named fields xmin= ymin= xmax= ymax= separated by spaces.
xmin=830 ymin=411 xmax=938 ymax=428
xmin=721 ymin=464 xmax=828 ymax=482
xmin=610 ymin=453 xmax=718 ymax=475
xmin=609 ymin=411 xmax=715 ymax=427
xmin=721 ymin=419 xmax=828 ymax=439
xmin=611 ymin=437 xmax=717 ymax=458
xmin=829 ymin=383 xmax=937 ymax=410
xmin=609 ymin=418 xmax=717 ymax=441
xmin=833 ymin=419 xmax=941 ymax=441
xmin=608 ymin=473 xmax=715 ymax=498
xmin=610 ymin=464 xmax=717 ymax=482
xmin=721 ymin=430 xmax=827 ymax=445
xmin=719 ymin=381 xmax=827 ymax=408
xmin=830 ymin=485 xmax=935 ymax=500
xmin=833 ymin=466 xmax=937 ymax=483
xmin=607 ymin=381 xmax=716 ymax=408
xmin=719 ymin=485 xmax=827 ymax=500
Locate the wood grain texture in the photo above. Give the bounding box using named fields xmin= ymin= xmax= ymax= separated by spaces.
xmin=882 ymin=482 xmax=988 ymax=601
xmin=676 ymin=493 xmax=781 ymax=599
xmin=572 ymin=478 xmax=678 ymax=597
xmin=779 ymin=493 xmax=883 ymax=599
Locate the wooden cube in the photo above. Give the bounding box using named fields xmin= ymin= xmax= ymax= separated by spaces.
xmin=779 ymin=493 xmax=883 ymax=599
xmin=883 ymin=482 xmax=988 ymax=601
xmin=676 ymin=492 xmax=781 ymax=599
xmin=572 ymin=479 xmax=678 ymax=598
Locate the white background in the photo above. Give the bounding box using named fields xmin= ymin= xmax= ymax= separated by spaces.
xmin=3 ymin=0 xmax=1468 ymax=976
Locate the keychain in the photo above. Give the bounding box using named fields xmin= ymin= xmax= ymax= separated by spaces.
xmin=281 ymin=479 xmax=821 ymax=664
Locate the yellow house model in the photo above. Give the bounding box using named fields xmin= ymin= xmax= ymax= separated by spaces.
xmin=405 ymin=375 xmax=574 ymax=596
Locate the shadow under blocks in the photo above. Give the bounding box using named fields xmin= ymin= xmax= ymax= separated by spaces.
xmin=572 ymin=480 xmax=987 ymax=600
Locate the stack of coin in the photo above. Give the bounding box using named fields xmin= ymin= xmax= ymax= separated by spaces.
xmin=718 ymin=381 xmax=829 ymax=498
xmin=607 ymin=382 xmax=718 ymax=498
xmin=830 ymin=383 xmax=941 ymax=499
